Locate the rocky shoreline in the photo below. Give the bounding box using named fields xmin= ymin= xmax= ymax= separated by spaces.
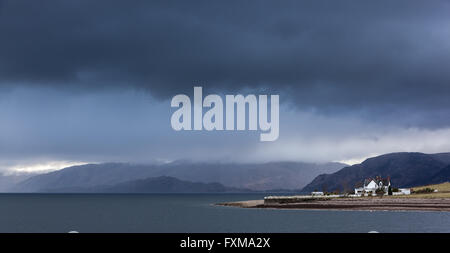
xmin=217 ymin=197 xmax=450 ymax=212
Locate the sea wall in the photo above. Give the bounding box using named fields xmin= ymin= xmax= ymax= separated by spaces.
xmin=264 ymin=195 xmax=341 ymax=204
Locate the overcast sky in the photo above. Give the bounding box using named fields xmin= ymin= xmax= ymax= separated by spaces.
xmin=1 ymin=0 xmax=450 ymax=172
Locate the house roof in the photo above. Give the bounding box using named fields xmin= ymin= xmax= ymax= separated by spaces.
xmin=363 ymin=176 xmax=390 ymax=187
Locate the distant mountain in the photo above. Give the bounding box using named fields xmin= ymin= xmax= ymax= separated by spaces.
xmin=154 ymin=161 xmax=346 ymax=191
xmin=13 ymin=161 xmax=345 ymax=192
xmin=302 ymin=152 xmax=450 ymax=193
xmin=40 ymin=176 xmax=247 ymax=193
xmin=0 ymin=173 xmax=34 ymax=192
xmin=13 ymin=163 xmax=159 ymax=192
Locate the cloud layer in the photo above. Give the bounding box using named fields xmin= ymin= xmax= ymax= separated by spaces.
xmin=1 ymin=1 xmax=450 ymax=170
xmin=1 ymin=1 xmax=450 ymax=112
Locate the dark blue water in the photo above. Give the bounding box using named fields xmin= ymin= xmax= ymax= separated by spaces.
xmin=0 ymin=193 xmax=449 ymax=233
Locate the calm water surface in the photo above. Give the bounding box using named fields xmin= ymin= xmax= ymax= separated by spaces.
xmin=0 ymin=193 xmax=449 ymax=233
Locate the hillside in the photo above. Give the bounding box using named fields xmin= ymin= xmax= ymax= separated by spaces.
xmin=302 ymin=152 xmax=450 ymax=193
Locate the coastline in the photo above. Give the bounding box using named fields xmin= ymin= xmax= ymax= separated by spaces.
xmin=216 ymin=197 xmax=450 ymax=212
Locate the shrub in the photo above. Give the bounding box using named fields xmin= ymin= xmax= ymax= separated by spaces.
xmin=375 ymin=188 xmax=385 ymax=196
xmin=413 ymin=188 xmax=434 ymax=194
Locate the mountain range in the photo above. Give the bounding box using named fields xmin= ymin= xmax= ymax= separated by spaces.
xmin=3 ymin=152 xmax=450 ymax=193
xmin=9 ymin=161 xmax=345 ymax=192
xmin=39 ymin=176 xmax=248 ymax=193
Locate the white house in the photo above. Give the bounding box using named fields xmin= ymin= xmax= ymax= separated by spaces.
xmin=311 ymin=191 xmax=324 ymax=196
xmin=392 ymin=188 xmax=411 ymax=195
xmin=354 ymin=177 xmax=391 ymax=196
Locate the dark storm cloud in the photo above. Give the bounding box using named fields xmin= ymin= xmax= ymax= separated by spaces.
xmin=1 ymin=0 xmax=450 ymax=123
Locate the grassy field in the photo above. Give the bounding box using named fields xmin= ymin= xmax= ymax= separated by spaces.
xmin=412 ymin=182 xmax=450 ymax=192
xmin=395 ymin=182 xmax=450 ymax=199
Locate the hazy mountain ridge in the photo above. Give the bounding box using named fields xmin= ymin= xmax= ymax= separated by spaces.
xmin=155 ymin=161 xmax=346 ymax=191
xmin=13 ymin=163 xmax=160 ymax=192
xmin=12 ymin=161 xmax=346 ymax=192
xmin=100 ymin=176 xmax=245 ymax=193
xmin=302 ymin=152 xmax=450 ymax=193
xmin=0 ymin=173 xmax=34 ymax=192
xmin=38 ymin=176 xmax=249 ymax=193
